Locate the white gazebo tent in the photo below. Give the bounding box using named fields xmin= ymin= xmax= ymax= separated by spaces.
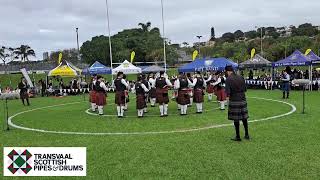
xmin=112 ymin=60 xmax=142 ymax=74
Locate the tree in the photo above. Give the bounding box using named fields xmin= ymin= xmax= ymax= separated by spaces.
xmin=14 ymin=45 xmax=35 ymax=62
xmin=244 ymin=31 xmax=258 ymax=39
xmin=234 ymin=30 xmax=244 ymax=40
xmin=221 ymin=32 xmax=235 ymax=43
xmin=138 ymin=22 xmax=152 ymax=32
xmin=80 ymin=23 xmax=178 ymax=65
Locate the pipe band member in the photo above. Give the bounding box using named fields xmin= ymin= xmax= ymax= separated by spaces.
xmin=141 ymin=74 xmax=150 ymax=113
xmin=191 ymin=71 xmax=206 ymax=113
xmin=89 ymin=75 xmax=97 ymax=112
xmin=175 ymin=72 xmax=192 ymax=115
xmin=212 ymin=71 xmax=227 ymax=110
xmin=206 ymin=72 xmax=215 ymax=101
xmin=18 ymin=77 xmax=30 ymax=106
xmin=95 ymin=76 xmax=108 ymax=115
xmin=148 ymin=73 xmax=157 ymax=107
xmin=187 ymin=73 xmax=194 ymax=106
xmin=114 ymin=72 xmax=129 ymax=118
xmin=155 ymin=71 xmax=172 ymax=117
xmin=225 ymin=65 xmax=249 ymax=142
xmin=135 ymin=75 xmax=149 ymax=118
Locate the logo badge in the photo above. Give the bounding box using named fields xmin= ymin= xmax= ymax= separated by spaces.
xmin=7 ymin=149 xmax=32 ymax=174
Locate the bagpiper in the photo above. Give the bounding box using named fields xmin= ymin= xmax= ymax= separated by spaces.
xmin=113 ymin=72 xmax=129 ymax=118
xmin=95 ymin=76 xmax=108 ymax=115
xmin=205 ymin=72 xmax=215 ymax=101
xmin=141 ymin=74 xmax=150 ymax=113
xmin=212 ymin=71 xmax=227 ymax=110
xmin=155 ymin=71 xmax=172 ymax=117
xmin=175 ymin=72 xmax=192 ymax=115
xmin=89 ymin=75 xmax=97 ymax=112
xmin=148 ymin=73 xmax=157 ymax=107
xmin=191 ymin=71 xmax=206 ymax=113
xmin=135 ymin=75 xmax=149 ymax=118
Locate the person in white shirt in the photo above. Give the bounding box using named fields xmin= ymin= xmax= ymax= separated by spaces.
xmin=113 ymin=72 xmax=129 ymax=118
xmin=148 ymin=73 xmax=157 ymax=107
xmin=155 ymin=71 xmax=172 ymax=117
xmin=95 ymin=76 xmax=109 ymax=115
xmin=281 ymin=70 xmax=291 ymax=99
xmin=134 ymin=75 xmax=149 ymax=118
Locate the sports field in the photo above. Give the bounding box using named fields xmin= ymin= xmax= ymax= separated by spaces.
xmin=1 ymin=90 xmax=320 ymax=179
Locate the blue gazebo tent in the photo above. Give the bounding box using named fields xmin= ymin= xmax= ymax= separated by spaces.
xmin=273 ymin=50 xmax=311 ymax=67
xmin=306 ymin=51 xmax=320 ymax=64
xmin=178 ymin=58 xmax=238 ymax=73
xmin=82 ymin=61 xmax=112 ymax=75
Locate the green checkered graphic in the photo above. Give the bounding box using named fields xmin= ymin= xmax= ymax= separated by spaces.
xmin=14 ymin=156 xmax=26 ymax=167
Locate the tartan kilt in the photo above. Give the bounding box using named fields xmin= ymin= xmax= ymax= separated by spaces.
xmin=206 ymin=85 xmax=214 ymax=94
xmin=156 ymin=88 xmax=169 ymax=104
xmin=177 ymin=90 xmax=190 ymax=105
xmin=193 ymin=89 xmax=204 ymax=103
xmin=228 ymin=100 xmax=249 ymax=122
xmin=115 ymin=91 xmax=126 ymax=105
xmin=95 ymin=92 xmax=106 ymax=106
xmin=89 ymin=91 xmax=96 ymax=103
xmin=149 ymin=88 xmax=156 ymax=98
xmin=216 ymin=88 xmax=227 ymax=101
xmin=136 ymin=94 xmax=146 ymax=109
xmin=20 ymin=91 xmax=29 ymax=99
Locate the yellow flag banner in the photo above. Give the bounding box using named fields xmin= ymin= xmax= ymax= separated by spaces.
xmin=305 ymin=49 xmax=312 ymax=56
xmin=192 ymin=50 xmax=199 ymax=61
xmin=251 ymin=48 xmax=256 ymax=59
xmin=130 ymin=51 xmax=136 ymax=63
xmin=58 ymin=53 xmax=63 ymax=64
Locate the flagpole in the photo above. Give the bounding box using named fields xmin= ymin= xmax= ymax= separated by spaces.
xmin=161 ymin=0 xmax=167 ymax=73
xmin=105 ymin=0 xmax=114 ymax=80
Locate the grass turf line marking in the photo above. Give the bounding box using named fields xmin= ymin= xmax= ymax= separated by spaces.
xmin=8 ymin=97 xmax=296 ymax=136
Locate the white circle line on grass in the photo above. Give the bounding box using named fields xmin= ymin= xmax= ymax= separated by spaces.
xmin=8 ymin=97 xmax=296 ymax=136
xmin=85 ymin=107 xmax=221 ymax=117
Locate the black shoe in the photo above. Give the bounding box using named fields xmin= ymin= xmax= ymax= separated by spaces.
xmin=220 ymin=108 xmax=225 ymax=111
xmin=244 ymin=135 xmax=250 ymax=140
xmin=118 ymin=116 xmax=123 ymax=118
xmin=164 ymin=114 xmax=168 ymax=117
xmin=231 ymin=137 xmax=242 ymax=141
xmin=196 ymin=112 xmax=202 ymax=114
xmin=99 ymin=114 xmax=104 ymax=116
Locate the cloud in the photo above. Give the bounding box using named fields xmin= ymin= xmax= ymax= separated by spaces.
xmin=0 ymin=0 xmax=320 ymax=59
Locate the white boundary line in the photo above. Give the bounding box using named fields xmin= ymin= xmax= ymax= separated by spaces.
xmin=8 ymin=97 xmax=296 ymax=136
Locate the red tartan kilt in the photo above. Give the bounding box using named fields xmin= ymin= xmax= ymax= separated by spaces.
xmin=177 ymin=90 xmax=190 ymax=105
xmin=149 ymin=88 xmax=156 ymax=98
xmin=193 ymin=89 xmax=204 ymax=103
xmin=216 ymin=88 xmax=227 ymax=101
xmin=136 ymin=94 xmax=146 ymax=109
xmin=89 ymin=91 xmax=96 ymax=103
xmin=206 ymin=85 xmax=214 ymax=93
xmin=188 ymin=89 xmax=193 ymax=97
xmin=156 ymin=89 xmax=169 ymax=104
xmin=115 ymin=91 xmax=126 ymax=105
xmin=95 ymin=92 xmax=106 ymax=106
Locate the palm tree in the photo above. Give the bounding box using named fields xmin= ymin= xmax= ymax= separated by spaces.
xmin=138 ymin=22 xmax=152 ymax=32
xmin=14 ymin=45 xmax=35 ymax=62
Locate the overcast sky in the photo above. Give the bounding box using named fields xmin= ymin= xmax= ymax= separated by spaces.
xmin=1 ymin=0 xmax=320 ymax=59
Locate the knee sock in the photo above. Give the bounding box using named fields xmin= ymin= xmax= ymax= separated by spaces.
xmin=243 ymin=119 xmax=249 ymax=136
xmin=190 ymin=98 xmax=193 ymax=105
xmin=184 ymin=105 xmax=188 ymax=114
xmin=234 ymin=121 xmax=240 ymax=138
xmin=117 ymin=106 xmax=121 ymax=116
xmin=159 ymin=105 xmax=164 ymax=116
xmin=120 ymin=106 xmax=124 ymax=117
xmin=220 ymin=101 xmax=225 ymax=110
xmin=178 ymin=104 xmax=181 ymax=110
xmin=164 ymin=104 xmax=168 ymax=115
xmin=98 ymin=106 xmax=103 ymax=115
xmin=151 ymin=98 xmax=156 ymax=106
xmin=144 ymin=107 xmax=147 ymax=113
xmin=208 ymin=94 xmax=212 ymax=101
xmin=91 ymin=103 xmax=96 ymax=112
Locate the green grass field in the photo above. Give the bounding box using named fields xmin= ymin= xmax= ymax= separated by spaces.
xmin=1 ymin=90 xmax=320 ymax=179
